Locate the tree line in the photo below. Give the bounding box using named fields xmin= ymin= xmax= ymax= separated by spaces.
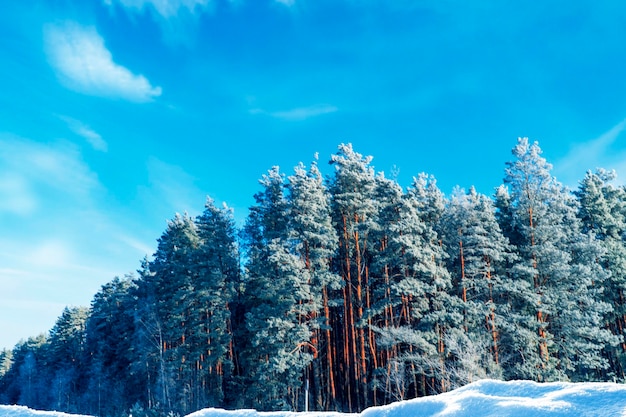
xmin=1 ymin=138 xmax=626 ymax=416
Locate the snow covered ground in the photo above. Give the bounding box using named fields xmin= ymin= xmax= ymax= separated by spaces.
xmin=3 ymin=379 xmax=626 ymax=417
xmin=0 ymin=406 xmax=92 ymax=417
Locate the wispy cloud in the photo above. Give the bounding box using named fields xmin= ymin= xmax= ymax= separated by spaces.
xmin=29 ymin=240 xmax=73 ymax=268
xmin=103 ymin=0 xmax=213 ymax=45
xmin=0 ymin=234 xmax=120 ymax=347
xmin=0 ymin=135 xmax=166 ymax=349
xmin=250 ymin=104 xmax=338 ymax=121
xmin=274 ymin=0 xmax=296 ymax=6
xmin=0 ymin=135 xmax=100 ymax=216
xmin=142 ymin=157 xmax=204 ymax=216
xmin=44 ymin=21 xmax=162 ymax=102
xmin=104 ymin=0 xmax=212 ymax=18
xmin=0 ymin=136 xmax=104 ymax=347
xmin=0 ymin=174 xmax=37 ymax=216
xmin=116 ymin=234 xmax=155 ymax=257
xmin=554 ymin=118 xmax=626 ymax=187
xmin=60 ymin=116 xmax=108 ymax=152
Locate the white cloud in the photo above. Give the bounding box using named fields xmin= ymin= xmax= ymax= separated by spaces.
xmin=44 ymin=21 xmax=162 ymax=102
xmin=60 ymin=116 xmax=108 ymax=152
xmin=250 ymin=104 xmax=338 ymax=121
xmin=116 ymin=234 xmax=156 ymax=257
xmin=104 ymin=0 xmax=212 ymax=18
xmin=553 ymin=118 xmax=626 ymax=187
xmin=29 ymin=240 xmax=73 ymax=268
xmin=144 ymin=157 xmax=203 ymax=215
xmin=0 ymin=135 xmax=162 ymax=349
xmin=275 ymin=0 xmax=295 ymax=6
xmin=104 ymin=0 xmax=214 ymax=45
xmin=0 ymin=135 xmax=101 ymax=216
xmin=0 ymin=174 xmax=37 ymax=215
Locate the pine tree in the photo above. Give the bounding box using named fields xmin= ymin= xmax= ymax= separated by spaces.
xmin=0 ymin=349 xmax=13 ymax=404
xmin=439 ymin=187 xmax=515 ymax=383
xmin=8 ymin=141 xmax=626 ymax=415
xmin=286 ymin=160 xmax=341 ymax=410
xmin=0 ymin=349 xmax=12 ymax=378
xmin=148 ymin=213 xmax=202 ymax=415
xmin=501 ymin=138 xmax=616 ymax=381
xmin=369 ymin=173 xmax=460 ymax=399
xmin=1 ymin=335 xmax=48 ymax=408
xmin=192 ymin=197 xmax=239 ymax=407
xmin=410 ymin=173 xmax=445 ymax=227
xmin=132 ymin=257 xmax=168 ymax=414
xmin=328 ymin=144 xmax=378 ymax=411
xmin=241 ymin=166 xmax=315 ymax=410
xmin=366 ymin=172 xmax=405 ymax=404
xmin=576 ymin=169 xmax=626 ymax=379
xmin=83 ymin=276 xmax=139 ymax=417
xmin=47 ymin=306 xmax=89 ymax=412
xmin=403 ymin=175 xmax=460 ymax=394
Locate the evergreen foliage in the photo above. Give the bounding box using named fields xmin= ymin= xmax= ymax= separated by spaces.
xmin=83 ymin=275 xmax=139 ymax=417
xmin=500 ymin=138 xmax=616 ymax=381
xmin=1 ymin=139 xmax=624 ymax=416
xmin=576 ymin=169 xmax=626 ymax=378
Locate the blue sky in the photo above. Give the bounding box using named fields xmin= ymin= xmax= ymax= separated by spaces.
xmin=3 ymin=0 xmax=626 ymax=350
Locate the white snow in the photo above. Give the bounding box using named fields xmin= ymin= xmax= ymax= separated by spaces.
xmin=0 ymin=405 xmax=92 ymax=417
xmin=3 ymin=379 xmax=626 ymax=417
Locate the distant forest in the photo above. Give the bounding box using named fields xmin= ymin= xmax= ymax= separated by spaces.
xmin=2 ymin=138 xmax=626 ymax=417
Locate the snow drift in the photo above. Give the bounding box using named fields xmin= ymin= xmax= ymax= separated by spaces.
xmin=3 ymin=379 xmax=626 ymax=417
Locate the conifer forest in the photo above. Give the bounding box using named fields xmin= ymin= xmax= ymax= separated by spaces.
xmin=3 ymin=138 xmax=626 ymax=417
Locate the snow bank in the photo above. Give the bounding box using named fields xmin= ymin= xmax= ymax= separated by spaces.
xmin=3 ymin=379 xmax=626 ymax=417
xmin=188 ymin=380 xmax=626 ymax=417
xmin=0 ymin=405 xmax=92 ymax=417
xmin=360 ymin=379 xmax=626 ymax=417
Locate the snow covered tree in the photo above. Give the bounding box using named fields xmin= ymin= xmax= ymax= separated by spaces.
xmin=47 ymin=306 xmax=89 ymax=413
xmin=500 ymin=138 xmax=616 ymax=381
xmin=395 ymin=176 xmax=460 ymax=395
xmin=192 ymin=197 xmax=239 ymax=407
xmin=576 ymin=169 xmax=626 ymax=379
xmin=0 ymin=349 xmax=12 ymax=378
xmin=132 ymin=257 xmax=169 ymax=414
xmin=147 ymin=213 xmax=202 ymax=414
xmin=366 ymin=172 xmax=461 ymax=400
xmin=411 ymin=173 xmax=446 ymax=227
xmin=240 ymin=166 xmax=316 ymax=410
xmin=439 ymin=187 xmax=516 ymax=381
xmin=8 ymin=140 xmax=626 ymax=415
xmin=366 ymin=173 xmax=405 ymax=404
xmin=328 ymin=144 xmax=378 ymax=411
xmin=0 ymin=335 xmax=48 ymax=409
xmin=0 ymin=349 xmax=12 ymax=405
xmin=132 ymin=204 xmax=239 ymax=415
xmin=83 ymin=276 xmax=140 ymax=417
xmin=286 ymin=160 xmax=341 ymax=410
